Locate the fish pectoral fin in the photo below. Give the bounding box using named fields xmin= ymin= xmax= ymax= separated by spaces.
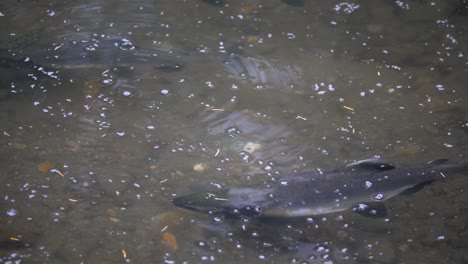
xmin=351 ymin=202 xmax=387 ymax=218
xmin=400 ymin=180 xmax=435 ymax=195
xmin=345 ymin=158 xmax=395 ymax=172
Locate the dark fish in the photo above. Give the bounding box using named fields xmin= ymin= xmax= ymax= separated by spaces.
xmin=0 ymin=239 xmax=31 ymax=250
xmin=222 ymin=54 xmax=305 ymax=90
xmin=1 ymin=37 xmax=183 ymax=74
xmin=173 ymin=159 xmax=468 ymax=217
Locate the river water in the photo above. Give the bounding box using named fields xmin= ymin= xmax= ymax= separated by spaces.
xmin=0 ymin=0 xmax=467 ymax=263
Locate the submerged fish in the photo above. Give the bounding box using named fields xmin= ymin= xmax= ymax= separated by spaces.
xmin=47 ymin=38 xmax=183 ymax=72
xmin=172 ymin=159 xmax=468 ymax=218
xmin=1 ymin=37 xmax=183 ymax=74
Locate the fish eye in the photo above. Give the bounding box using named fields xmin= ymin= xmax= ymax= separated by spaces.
xmin=254 ymin=206 xmax=262 ymax=214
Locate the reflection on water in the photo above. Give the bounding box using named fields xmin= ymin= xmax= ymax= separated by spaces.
xmin=1 ymin=0 xmax=467 ymax=263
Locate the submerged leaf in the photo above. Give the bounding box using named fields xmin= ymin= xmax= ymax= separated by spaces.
xmin=36 ymin=162 xmax=55 ymax=173
xmin=162 ymin=232 xmax=178 ymax=252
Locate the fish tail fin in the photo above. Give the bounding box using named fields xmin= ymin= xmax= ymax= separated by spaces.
xmin=435 ymin=160 xmax=468 ymax=175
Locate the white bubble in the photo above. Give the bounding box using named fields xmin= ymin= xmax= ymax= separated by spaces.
xmin=364 ymin=181 xmax=373 ymax=189
xmin=7 ymin=209 xmax=18 ymax=216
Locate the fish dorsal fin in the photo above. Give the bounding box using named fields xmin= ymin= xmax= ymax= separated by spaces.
xmin=427 ymin=159 xmax=449 ymax=165
xmin=345 ymin=158 xmax=395 ymax=172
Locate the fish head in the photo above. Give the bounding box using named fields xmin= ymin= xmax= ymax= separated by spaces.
xmin=172 ymin=187 xmax=274 ymax=217
xmin=172 ymin=189 xmax=232 ymax=215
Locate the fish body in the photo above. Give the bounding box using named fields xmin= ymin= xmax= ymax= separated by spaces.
xmin=172 ymin=159 xmax=468 ymax=217
xmin=222 ymin=54 xmax=305 ymax=90
xmin=47 ymin=38 xmax=183 ymax=71
xmin=1 ymin=37 xmax=183 ymax=73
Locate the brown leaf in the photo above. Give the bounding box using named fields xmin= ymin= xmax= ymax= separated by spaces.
xmin=36 ymin=162 xmax=55 ymax=173
xmin=106 ymin=208 xmax=118 ymax=217
xmin=162 ymin=232 xmax=178 ymax=252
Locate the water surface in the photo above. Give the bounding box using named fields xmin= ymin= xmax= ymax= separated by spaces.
xmin=1 ymin=0 xmax=467 ymax=263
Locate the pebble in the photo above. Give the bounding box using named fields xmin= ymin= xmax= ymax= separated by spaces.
xmin=193 ymin=163 xmax=208 ymax=172
xmin=13 ymin=142 xmax=27 ymax=150
xmin=243 ymin=142 xmax=261 ymax=154
xmin=246 ymin=35 xmax=259 ymax=43
xmin=106 ymin=208 xmax=118 ymax=217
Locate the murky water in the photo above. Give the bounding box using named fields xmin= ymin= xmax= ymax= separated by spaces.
xmin=1 ymin=0 xmax=467 ymax=263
